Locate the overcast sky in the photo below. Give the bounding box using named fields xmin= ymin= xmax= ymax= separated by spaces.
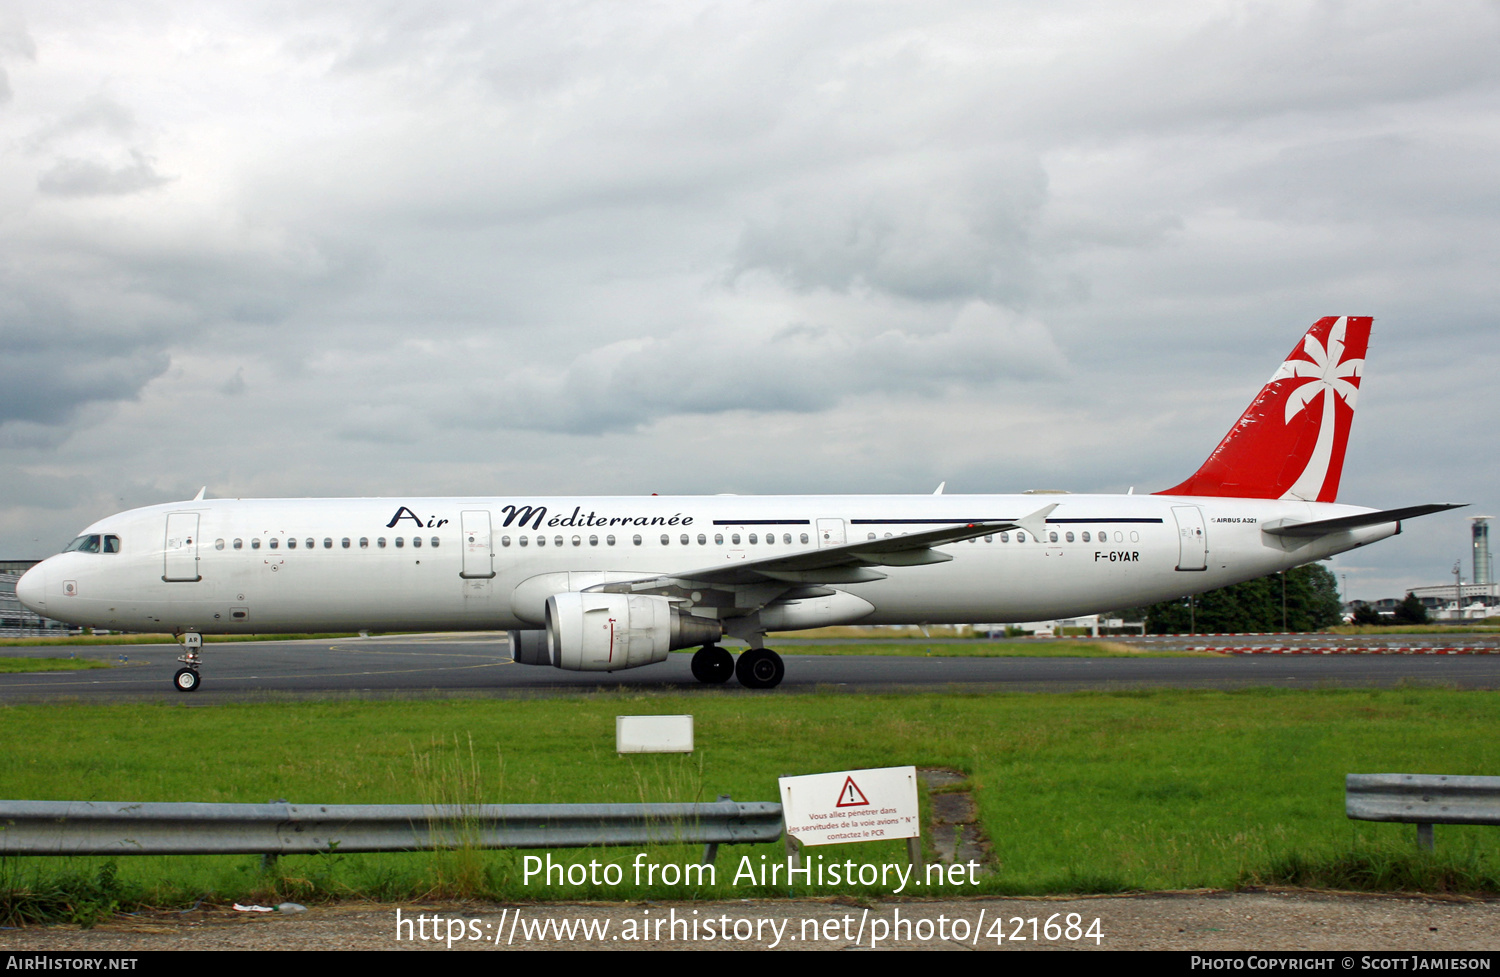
xmin=1 ymin=1 xmax=1495 ymax=601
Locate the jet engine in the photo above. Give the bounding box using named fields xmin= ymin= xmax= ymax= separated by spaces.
xmin=509 ymin=592 xmax=721 ymax=671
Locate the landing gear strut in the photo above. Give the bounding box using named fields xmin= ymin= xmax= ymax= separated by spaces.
xmin=735 ymin=648 xmax=785 ymax=689
xmin=690 ymin=645 xmax=734 ymax=684
xmin=174 ymin=632 xmax=202 ymax=693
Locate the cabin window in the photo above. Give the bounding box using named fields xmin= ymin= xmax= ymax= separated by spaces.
xmin=395 ymin=537 xmax=404 ymax=548
xmin=519 ymin=536 xmax=529 ymax=547
xmin=715 ymin=534 xmax=723 ymax=545
xmin=251 ymin=538 xmax=261 ymax=550
xmin=214 ymin=539 xmax=225 ymax=550
xmin=732 ymin=534 xmax=741 ymax=545
xmin=430 ymin=537 xmax=439 ymax=547
xmin=1015 ymin=532 xmax=1025 ymax=543
xmin=1114 ymin=531 xmax=1123 ymax=542
xmin=607 ymin=535 xmax=616 ymax=546
xmin=1065 ymin=532 xmax=1075 ymax=543
xmin=233 ymin=538 xmax=243 ymax=550
xmin=1050 ymin=532 xmax=1059 ymax=542
xmin=305 ymin=538 xmax=314 ymax=549
xmin=800 ymin=533 xmax=809 ymax=544
xmin=589 ymin=535 xmax=598 ymax=546
xmin=377 ymin=537 xmax=386 ymax=548
xmin=1081 ymin=531 xmax=1090 ymax=543
xmin=359 ymin=537 xmax=369 ymax=548
xmin=984 ymin=535 xmax=993 ymax=543
xmin=783 ymin=534 xmax=791 ymax=544
xmin=341 ymin=538 xmax=350 ymax=548
xmin=633 ymin=535 xmax=642 ymax=546
xmin=660 ymin=534 xmax=670 ymax=545
xmin=748 ymin=533 xmax=758 ymax=544
xmin=572 ymin=536 xmax=581 ymax=546
xmin=270 ymin=538 xmax=280 ymax=549
xmin=501 ymin=536 xmax=511 ymax=547
xmin=1130 ymin=531 xmax=1140 ymax=543
xmin=287 ymin=538 xmax=297 ymax=549
xmin=680 ymin=534 xmax=689 ymax=545
xmin=412 ymin=536 xmax=422 ymax=548
xmin=698 ymin=534 xmax=706 ymax=545
xmin=324 ymin=538 xmax=334 ymax=549
xmin=536 ymin=535 xmax=546 ymax=547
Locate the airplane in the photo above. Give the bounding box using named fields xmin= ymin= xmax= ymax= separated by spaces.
xmin=14 ymin=316 xmax=1461 ymax=691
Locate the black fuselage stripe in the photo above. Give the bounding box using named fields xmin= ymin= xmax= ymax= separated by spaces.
xmin=848 ymin=517 xmax=1164 ymax=525
xmin=712 ymin=520 xmax=813 ymax=526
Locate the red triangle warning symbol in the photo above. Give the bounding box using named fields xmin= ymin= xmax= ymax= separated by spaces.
xmin=835 ymin=776 xmax=870 ymax=808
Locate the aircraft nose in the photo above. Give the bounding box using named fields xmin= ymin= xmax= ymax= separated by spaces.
xmin=15 ymin=563 xmax=46 ymax=613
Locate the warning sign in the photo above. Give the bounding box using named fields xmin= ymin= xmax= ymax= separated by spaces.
xmin=779 ymin=766 xmax=919 ymax=847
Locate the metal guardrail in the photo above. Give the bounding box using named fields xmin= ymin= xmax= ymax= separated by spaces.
xmin=1346 ymin=773 xmax=1500 ymax=849
xmin=0 ymin=799 xmax=784 ymax=862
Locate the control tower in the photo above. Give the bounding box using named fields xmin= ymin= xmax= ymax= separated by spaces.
xmin=1474 ymin=517 xmax=1493 ymax=586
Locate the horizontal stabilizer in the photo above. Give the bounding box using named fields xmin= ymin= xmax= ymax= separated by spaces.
xmin=1261 ymin=503 xmax=1466 ymax=538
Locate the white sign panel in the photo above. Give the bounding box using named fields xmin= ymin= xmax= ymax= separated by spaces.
xmin=779 ymin=766 xmax=920 ymax=846
xmin=616 ymin=715 xmax=694 ymax=753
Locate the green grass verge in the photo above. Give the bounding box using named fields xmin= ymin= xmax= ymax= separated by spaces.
xmin=0 ymin=658 xmax=112 ymax=673
xmin=1 ymin=688 xmax=1497 ymax=924
xmin=0 ymin=633 xmax=364 ymax=648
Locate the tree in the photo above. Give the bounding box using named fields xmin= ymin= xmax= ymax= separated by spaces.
xmin=1393 ymin=592 xmax=1429 ymax=626
xmin=1144 ymin=563 xmax=1343 ymax=633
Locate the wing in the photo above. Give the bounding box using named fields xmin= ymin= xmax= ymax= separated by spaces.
xmin=586 ymin=504 xmax=1057 ymax=612
xmin=671 ymin=503 xmax=1056 ymax=585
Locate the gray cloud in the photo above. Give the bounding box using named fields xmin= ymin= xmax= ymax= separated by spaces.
xmin=733 ymin=156 xmax=1048 ymax=304
xmin=37 ymin=150 xmax=172 ymax=197
xmin=405 ymin=300 xmax=1066 ymax=435
xmin=0 ymin=346 xmax=168 ymax=426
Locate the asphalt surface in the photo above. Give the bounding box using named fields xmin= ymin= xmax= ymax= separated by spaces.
xmin=2 ymin=633 xmax=1499 ymax=701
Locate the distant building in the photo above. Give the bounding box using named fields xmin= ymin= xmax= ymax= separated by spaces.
xmin=1406 ymin=583 xmax=1499 ymax=620
xmin=0 ymin=560 xmax=70 ymax=636
xmin=1351 ymin=516 xmax=1499 ymax=622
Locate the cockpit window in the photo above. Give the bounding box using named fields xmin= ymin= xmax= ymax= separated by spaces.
xmin=64 ymin=535 xmax=102 ymax=554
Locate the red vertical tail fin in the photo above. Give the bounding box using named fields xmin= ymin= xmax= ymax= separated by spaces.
xmin=1156 ymin=316 xmax=1371 ymax=502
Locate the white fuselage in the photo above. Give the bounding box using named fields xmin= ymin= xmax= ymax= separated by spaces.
xmin=17 ymin=493 xmax=1394 ymax=635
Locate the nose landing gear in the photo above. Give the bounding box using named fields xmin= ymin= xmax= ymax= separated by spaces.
xmin=173 ymin=632 xmax=202 ymax=693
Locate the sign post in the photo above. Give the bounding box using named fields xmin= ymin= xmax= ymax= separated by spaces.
xmin=778 ymin=766 xmax=922 ymax=873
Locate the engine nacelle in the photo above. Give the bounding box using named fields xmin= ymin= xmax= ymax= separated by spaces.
xmin=543 ymin=592 xmax=721 ymax=671
xmin=508 ymin=629 xmax=552 ymax=666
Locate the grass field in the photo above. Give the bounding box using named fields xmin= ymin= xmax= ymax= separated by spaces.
xmin=2 ymin=687 xmax=1497 ymax=923
xmin=0 ymin=633 xmax=362 ymax=648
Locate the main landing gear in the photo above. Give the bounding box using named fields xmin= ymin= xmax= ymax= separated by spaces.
xmin=173 ymin=632 xmax=202 ymax=693
xmin=690 ymin=645 xmax=785 ymax=689
xmin=690 ymin=645 xmax=734 ymax=684
xmin=735 ymin=648 xmax=785 ymax=690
